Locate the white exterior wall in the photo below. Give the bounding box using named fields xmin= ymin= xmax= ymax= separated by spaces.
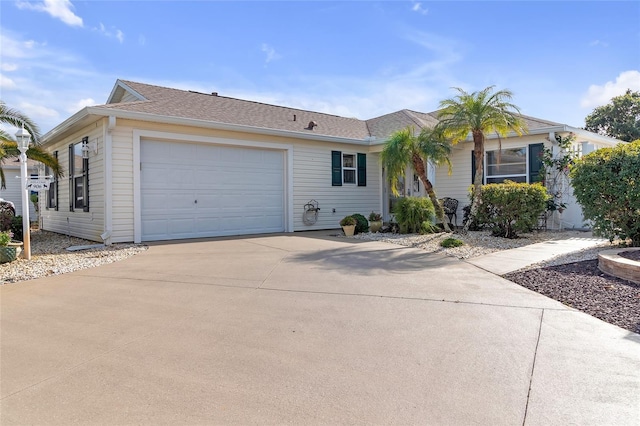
xmin=40 ymin=121 xmax=105 ymax=241
xmin=60 ymin=119 xmax=382 ymax=243
xmin=110 ymin=124 xmax=135 ymax=242
xmin=292 ymin=142 xmax=381 ymax=231
xmin=0 ymin=166 xmax=39 ymax=220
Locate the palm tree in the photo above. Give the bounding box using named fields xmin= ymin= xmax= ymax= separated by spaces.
xmin=381 ymin=126 xmax=453 ymax=231
xmin=437 ymin=86 xmax=528 ymax=231
xmin=0 ymin=100 xmax=61 ymax=189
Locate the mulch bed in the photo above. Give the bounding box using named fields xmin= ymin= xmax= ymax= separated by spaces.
xmin=505 ymin=259 xmax=640 ymax=334
xmin=619 ymin=250 xmax=640 ymax=261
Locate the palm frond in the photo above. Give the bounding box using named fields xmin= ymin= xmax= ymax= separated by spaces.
xmin=0 ymin=100 xmax=42 ymax=144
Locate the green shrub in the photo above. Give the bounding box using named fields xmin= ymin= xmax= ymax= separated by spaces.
xmin=440 ymin=237 xmax=464 ymax=248
xmin=474 ymin=181 xmax=547 ymax=239
xmin=392 ymin=197 xmax=435 ymax=234
xmin=339 ymin=215 xmax=356 ymax=226
xmin=351 ymin=213 xmax=369 ymax=234
xmin=570 ymin=140 xmax=640 ymax=246
xmin=0 ymin=231 xmax=12 ymax=246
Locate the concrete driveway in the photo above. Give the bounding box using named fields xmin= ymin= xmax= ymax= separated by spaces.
xmin=1 ymin=233 xmax=638 ymax=425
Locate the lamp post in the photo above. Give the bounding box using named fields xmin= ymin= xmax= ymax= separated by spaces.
xmin=15 ymin=126 xmax=31 ymax=260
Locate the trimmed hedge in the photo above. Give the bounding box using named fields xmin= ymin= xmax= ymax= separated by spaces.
xmin=473 ymin=181 xmax=547 ymax=239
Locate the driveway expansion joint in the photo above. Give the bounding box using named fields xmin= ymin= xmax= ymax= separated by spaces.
xmin=522 ymin=309 xmax=545 ymax=426
xmin=256 ymin=286 xmax=570 ymax=312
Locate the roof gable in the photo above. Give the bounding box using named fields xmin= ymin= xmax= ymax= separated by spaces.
xmin=106 ymin=80 xmax=147 ymax=104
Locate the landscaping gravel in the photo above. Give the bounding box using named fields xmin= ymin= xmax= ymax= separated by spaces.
xmin=505 ymin=260 xmax=640 ymax=334
xmin=1 ymin=230 xmax=147 ymax=284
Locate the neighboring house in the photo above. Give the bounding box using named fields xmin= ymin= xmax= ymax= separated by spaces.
xmin=0 ymin=159 xmax=39 ymax=221
xmin=39 ymin=80 xmax=622 ymax=243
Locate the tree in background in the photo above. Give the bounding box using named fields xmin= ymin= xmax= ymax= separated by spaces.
xmin=584 ymin=89 xmax=640 ymax=142
xmin=570 ymin=140 xmax=640 ymax=246
xmin=437 ymin=86 xmax=528 ymax=232
xmin=381 ymin=126 xmax=452 ymax=231
xmin=0 ymin=100 xmax=61 ymax=189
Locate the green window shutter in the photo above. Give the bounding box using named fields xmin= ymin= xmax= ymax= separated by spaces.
xmin=357 ymin=153 xmax=366 ymax=187
xmin=331 ymin=151 xmax=342 ymax=186
xmin=68 ymin=144 xmax=74 ymax=212
xmin=471 ymin=150 xmax=484 ymax=184
xmin=471 ymin=150 xmax=476 ymax=184
xmin=528 ymin=143 xmax=544 ymax=183
xmin=83 ymin=156 xmax=89 ymax=212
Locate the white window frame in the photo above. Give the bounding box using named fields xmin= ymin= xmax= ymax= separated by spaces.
xmin=484 ymin=147 xmax=528 ymax=184
xmin=342 ymin=152 xmax=357 ymax=185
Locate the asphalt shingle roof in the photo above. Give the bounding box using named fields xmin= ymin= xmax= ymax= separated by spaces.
xmin=99 ymin=80 xmax=566 ymax=141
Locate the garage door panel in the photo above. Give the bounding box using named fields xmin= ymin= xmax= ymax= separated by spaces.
xmin=141 ymin=140 xmax=285 ymax=241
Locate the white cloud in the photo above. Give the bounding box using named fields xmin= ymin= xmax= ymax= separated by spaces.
xmin=0 ymin=33 xmax=46 ymax=58
xmin=261 ymin=43 xmax=281 ymax=64
xmin=589 ymin=40 xmax=609 ymax=48
xmin=0 ymin=74 xmax=18 ymax=89
xmin=19 ymin=102 xmax=60 ymax=119
xmin=16 ymin=0 xmax=83 ymax=27
xmin=138 ymin=35 xmax=146 ymax=46
xmin=0 ymin=31 xmax=115 ymax=132
xmin=93 ymin=23 xmax=125 ymax=43
xmin=581 ymin=70 xmax=640 ymax=108
xmin=66 ymin=98 xmax=97 ymax=114
xmin=412 ymin=1 xmax=428 ymax=15
xmin=1 ymin=63 xmax=19 ymax=72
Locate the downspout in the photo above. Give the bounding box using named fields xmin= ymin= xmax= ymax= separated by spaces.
xmin=102 ymin=116 xmax=115 ymax=245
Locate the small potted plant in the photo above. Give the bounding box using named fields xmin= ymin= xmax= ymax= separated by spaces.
xmin=368 ymin=211 xmax=383 ymax=233
xmin=0 ymin=231 xmax=19 ymax=264
xmin=339 ymin=215 xmax=357 ymax=237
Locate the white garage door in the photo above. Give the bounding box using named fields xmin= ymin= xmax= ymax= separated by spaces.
xmin=141 ymin=140 xmax=285 ymax=241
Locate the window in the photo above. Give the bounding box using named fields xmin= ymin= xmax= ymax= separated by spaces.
xmin=485 ymin=147 xmax=527 ymax=184
xmin=331 ymin=151 xmax=366 ymax=186
xmin=342 ymin=153 xmax=356 ymax=184
xmin=46 ymin=151 xmax=58 ymax=210
xmin=69 ymin=138 xmax=89 ymax=212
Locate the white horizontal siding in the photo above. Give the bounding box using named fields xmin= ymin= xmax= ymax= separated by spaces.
xmin=40 ymin=123 xmax=105 ymax=242
xmin=110 ymin=126 xmax=135 ymax=242
xmin=293 ymin=144 xmax=381 ymax=231
xmin=0 ymin=168 xmax=39 ymax=220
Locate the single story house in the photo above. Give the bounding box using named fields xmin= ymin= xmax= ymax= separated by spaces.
xmin=39 ymin=80 xmax=622 ymax=243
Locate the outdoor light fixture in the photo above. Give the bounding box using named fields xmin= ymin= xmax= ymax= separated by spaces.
xmin=15 ymin=125 xmax=31 ymax=260
xmin=81 ymin=137 xmax=97 ymax=159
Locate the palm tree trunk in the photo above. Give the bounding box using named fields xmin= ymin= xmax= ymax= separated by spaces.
xmin=412 ymin=155 xmax=451 ymax=232
xmin=462 ymin=131 xmax=485 ymax=233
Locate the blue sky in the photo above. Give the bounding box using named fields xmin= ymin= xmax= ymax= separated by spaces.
xmin=1 ymin=0 xmax=639 ymax=135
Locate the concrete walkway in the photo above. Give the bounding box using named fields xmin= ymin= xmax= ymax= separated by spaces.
xmin=1 ymin=233 xmax=638 ymax=425
xmin=467 ymin=235 xmax=608 ymax=275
